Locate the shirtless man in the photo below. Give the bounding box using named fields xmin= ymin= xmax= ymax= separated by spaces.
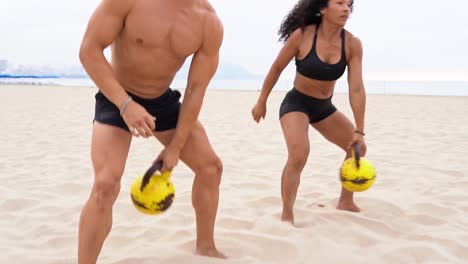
xmin=78 ymin=0 xmax=224 ymax=262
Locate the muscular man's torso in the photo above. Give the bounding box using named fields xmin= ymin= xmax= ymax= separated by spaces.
xmin=112 ymin=0 xmax=214 ymax=97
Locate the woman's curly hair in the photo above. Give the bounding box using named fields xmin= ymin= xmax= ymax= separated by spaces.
xmin=278 ymin=0 xmax=354 ymax=42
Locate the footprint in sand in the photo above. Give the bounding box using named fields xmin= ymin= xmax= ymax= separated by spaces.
xmin=459 ymin=206 xmax=468 ymax=213
xmin=217 ymin=217 xmax=255 ymax=231
xmin=31 ymin=224 xmax=61 ymax=237
xmin=44 ymin=235 xmax=75 ymax=249
xmin=49 ymin=257 xmax=76 ymax=264
xmin=429 ymin=238 xmax=468 ymax=260
xmin=456 ymin=181 xmax=468 ymax=189
xmin=438 ymin=194 xmax=468 ymax=204
xmin=231 ymin=182 xmax=272 ymax=190
xmin=432 ymin=169 xmax=464 ymax=177
xmin=252 ymin=213 xmax=298 ymax=236
xmin=325 ymin=211 xmax=402 ymax=238
xmin=413 ymin=202 xmax=458 ymax=217
xmin=383 ymin=245 xmax=456 ymax=263
xmin=178 ymin=232 xmax=299 ymax=263
xmin=55 ymin=182 xmax=89 ymax=193
xmin=160 ymin=229 xmax=194 ymax=243
xmin=245 ymin=196 xmax=282 ymax=213
xmin=301 ymin=191 xmax=324 ymax=199
xmin=111 ymin=257 xmax=166 ymax=264
xmin=0 ymin=198 xmax=37 ymax=211
xmin=354 ymin=197 xmax=406 ymax=219
xmin=406 ymin=214 xmax=446 ymax=226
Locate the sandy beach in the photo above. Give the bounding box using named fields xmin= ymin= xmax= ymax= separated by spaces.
xmin=1 ymin=84 xmax=467 ymax=264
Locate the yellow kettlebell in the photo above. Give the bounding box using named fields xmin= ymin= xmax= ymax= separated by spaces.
xmin=340 ymin=143 xmax=376 ymax=192
xmin=130 ymin=161 xmax=175 ymax=215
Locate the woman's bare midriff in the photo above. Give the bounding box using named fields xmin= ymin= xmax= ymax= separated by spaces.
xmin=293 ymin=72 xmax=337 ymax=98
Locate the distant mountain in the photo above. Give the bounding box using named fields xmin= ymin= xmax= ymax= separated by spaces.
xmin=0 ymin=60 xmax=87 ymax=78
xmin=0 ymin=59 xmax=260 ymax=80
xmin=0 ymin=60 xmax=7 ymax=73
xmin=0 ymin=74 xmax=59 ymax=78
xmin=56 ymin=65 xmax=89 ymax=78
xmin=175 ymin=60 xmax=261 ymax=80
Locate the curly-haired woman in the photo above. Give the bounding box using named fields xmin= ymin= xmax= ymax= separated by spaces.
xmin=252 ymin=0 xmax=367 ymax=224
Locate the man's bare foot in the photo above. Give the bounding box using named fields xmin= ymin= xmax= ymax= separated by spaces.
xmin=196 ymin=246 xmax=227 ymax=259
xmin=281 ymin=210 xmax=294 ymax=225
xmin=336 ymin=200 xmax=361 ymax=212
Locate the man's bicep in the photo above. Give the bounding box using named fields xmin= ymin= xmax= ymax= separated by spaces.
xmin=187 ymin=15 xmax=223 ymax=89
xmin=81 ymin=0 xmax=132 ymax=50
xmin=187 ymin=48 xmax=220 ymax=89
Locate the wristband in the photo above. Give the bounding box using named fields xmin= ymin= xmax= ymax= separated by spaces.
xmin=119 ymin=96 xmax=133 ymax=116
xmin=354 ymin=130 xmax=365 ymax=136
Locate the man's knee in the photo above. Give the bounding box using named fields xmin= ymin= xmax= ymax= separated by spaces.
xmin=91 ymin=171 xmax=122 ymax=208
xmin=197 ymin=156 xmax=223 ymax=186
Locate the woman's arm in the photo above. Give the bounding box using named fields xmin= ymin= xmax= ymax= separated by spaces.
xmin=347 ymin=35 xmax=366 ymax=134
xmin=252 ymin=28 xmax=303 ymax=122
xmin=258 ymin=28 xmax=303 ymax=103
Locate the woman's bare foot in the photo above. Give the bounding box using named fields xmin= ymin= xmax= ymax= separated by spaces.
xmin=336 ymin=200 xmax=361 ymax=212
xmin=196 ymin=246 xmax=227 ymax=259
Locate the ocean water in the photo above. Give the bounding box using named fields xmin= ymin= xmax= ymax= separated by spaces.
xmin=1 ymin=77 xmax=467 ymax=96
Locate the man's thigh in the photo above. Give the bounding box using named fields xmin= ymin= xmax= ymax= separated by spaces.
xmin=91 ymin=122 xmax=132 ymax=179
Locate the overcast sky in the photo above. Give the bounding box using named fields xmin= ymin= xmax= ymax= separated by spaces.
xmin=1 ymin=0 xmax=467 ymax=80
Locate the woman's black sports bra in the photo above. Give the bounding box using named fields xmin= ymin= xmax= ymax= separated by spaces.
xmin=295 ymin=24 xmax=347 ymax=81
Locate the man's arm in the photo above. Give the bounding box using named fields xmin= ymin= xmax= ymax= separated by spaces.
xmin=168 ymin=14 xmax=224 ymax=151
xmin=347 ymin=36 xmax=366 ymax=134
xmin=79 ymin=0 xmax=133 ymax=110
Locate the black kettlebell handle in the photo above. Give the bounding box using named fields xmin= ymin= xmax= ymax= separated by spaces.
xmin=353 ymin=143 xmax=361 ymax=169
xmin=140 ymin=161 xmax=163 ymax=192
